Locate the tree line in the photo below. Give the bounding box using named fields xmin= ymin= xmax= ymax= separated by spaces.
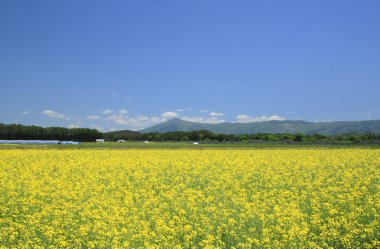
xmin=105 ymin=129 xmax=380 ymax=144
xmin=0 ymin=123 xmax=102 ymax=142
xmin=2 ymin=123 xmax=380 ymax=144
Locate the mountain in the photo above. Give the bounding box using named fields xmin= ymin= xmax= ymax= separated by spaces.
xmin=105 ymin=129 xmax=141 ymax=137
xmin=104 ymin=129 xmax=141 ymax=140
xmin=139 ymin=118 xmax=380 ymax=135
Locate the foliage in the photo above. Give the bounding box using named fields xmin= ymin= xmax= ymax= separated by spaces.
xmin=105 ymin=129 xmax=380 ymax=145
xmin=0 ymin=123 xmax=102 ymax=142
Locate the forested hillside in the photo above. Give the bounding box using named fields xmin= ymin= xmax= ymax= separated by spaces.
xmin=0 ymin=123 xmax=102 ymax=141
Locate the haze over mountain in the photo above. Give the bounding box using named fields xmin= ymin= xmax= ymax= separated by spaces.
xmin=138 ymin=118 xmax=380 ymax=135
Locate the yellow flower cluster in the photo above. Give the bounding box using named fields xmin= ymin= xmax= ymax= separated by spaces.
xmin=0 ymin=149 xmax=379 ymax=248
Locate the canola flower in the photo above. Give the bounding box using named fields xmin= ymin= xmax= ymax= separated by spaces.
xmin=0 ymin=149 xmax=379 ymax=248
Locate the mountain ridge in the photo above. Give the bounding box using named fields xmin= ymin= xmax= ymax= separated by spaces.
xmin=137 ymin=118 xmax=380 ymax=135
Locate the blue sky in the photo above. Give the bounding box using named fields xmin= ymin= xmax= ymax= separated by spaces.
xmin=1 ymin=1 xmax=379 ymax=131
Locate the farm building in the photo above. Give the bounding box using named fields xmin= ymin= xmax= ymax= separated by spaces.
xmin=96 ymin=139 xmax=105 ymax=143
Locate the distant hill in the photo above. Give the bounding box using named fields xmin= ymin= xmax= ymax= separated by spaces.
xmin=106 ymin=130 xmax=141 ymax=137
xmin=139 ymin=118 xmax=380 ymax=135
xmin=104 ymin=129 xmax=141 ymax=140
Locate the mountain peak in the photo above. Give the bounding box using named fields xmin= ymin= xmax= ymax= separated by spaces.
xmin=167 ymin=118 xmax=183 ymax=122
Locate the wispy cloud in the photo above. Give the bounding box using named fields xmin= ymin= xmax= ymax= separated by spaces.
xmin=21 ymin=111 xmax=30 ymax=115
xmin=105 ymin=115 xmax=128 ymax=125
xmin=90 ymin=124 xmax=104 ymax=132
xmin=235 ymin=115 xmax=285 ymax=123
xmin=42 ymin=109 xmax=70 ymax=120
xmin=68 ymin=124 xmax=81 ymax=128
xmin=161 ymin=111 xmax=178 ymax=118
xmin=102 ymin=109 xmax=114 ymax=114
xmin=199 ymin=109 xmax=209 ymax=113
xmin=119 ymin=109 xmax=129 ymax=115
xmin=86 ymin=115 xmax=100 ymax=120
xmin=182 ymin=116 xmax=225 ymax=124
xmin=315 ymin=120 xmax=333 ymax=123
xmin=209 ymin=111 xmax=225 ymax=117
xmin=106 ymin=115 xmax=166 ymax=130
xmin=40 ymin=108 xmax=289 ymax=131
xmin=104 ymin=110 xmax=182 ymax=130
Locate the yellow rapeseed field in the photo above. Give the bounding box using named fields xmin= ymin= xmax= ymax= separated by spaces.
xmin=0 ymin=149 xmax=379 ymax=248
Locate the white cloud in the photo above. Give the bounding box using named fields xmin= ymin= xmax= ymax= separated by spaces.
xmin=106 ymin=115 xmax=166 ymax=130
xmin=161 ymin=111 xmax=178 ymax=118
xmin=86 ymin=115 xmax=100 ymax=120
xmin=68 ymin=124 xmax=81 ymax=128
xmin=119 ymin=109 xmax=129 ymax=115
xmin=90 ymin=125 xmax=104 ymax=132
xmin=22 ymin=111 xmax=30 ymax=115
xmin=75 ymin=120 xmax=84 ymax=125
xmin=176 ymin=108 xmax=184 ymax=112
xmin=235 ymin=115 xmax=285 ymax=123
xmin=209 ymin=111 xmax=225 ymax=117
xmin=182 ymin=116 xmax=225 ymax=124
xmin=102 ymin=109 xmax=114 ymax=114
xmin=42 ymin=109 xmax=70 ymax=120
xmin=315 ymin=120 xmax=333 ymax=123
xmin=199 ymin=109 xmax=209 ymax=113
xmin=106 ymin=115 xmax=129 ymax=125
